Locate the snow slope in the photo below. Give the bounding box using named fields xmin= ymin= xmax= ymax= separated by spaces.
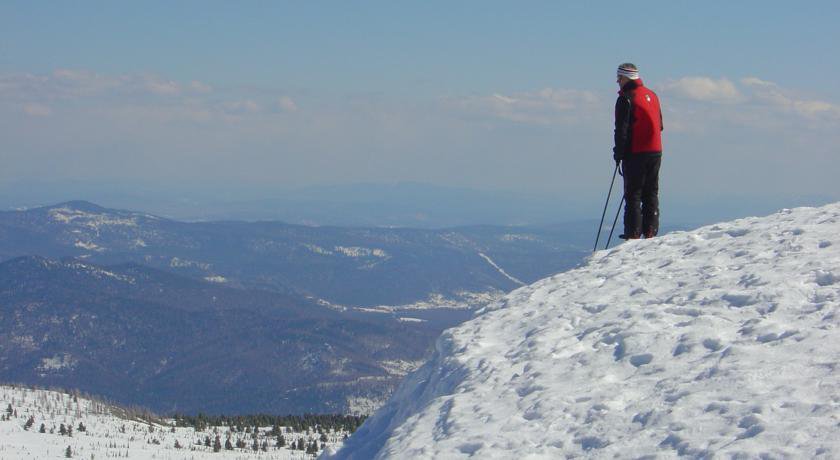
xmin=1 ymin=385 xmax=348 ymax=459
xmin=325 ymin=203 xmax=840 ymax=459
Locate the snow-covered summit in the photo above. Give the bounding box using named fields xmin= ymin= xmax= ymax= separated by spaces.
xmin=326 ymin=203 xmax=840 ymax=459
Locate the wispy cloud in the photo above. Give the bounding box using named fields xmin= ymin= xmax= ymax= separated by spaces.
xmin=0 ymin=69 xmax=299 ymax=123
xmin=657 ymin=75 xmax=840 ymax=132
xmin=450 ymin=88 xmax=601 ymax=125
xmin=0 ymin=69 xmax=215 ymax=102
xmin=22 ymin=103 xmax=53 ymax=117
xmin=189 ymin=80 xmax=213 ymax=93
xmin=741 ymin=77 xmax=840 ymax=120
xmin=277 ymin=96 xmax=299 ymax=112
xmin=659 ymin=77 xmax=743 ymax=103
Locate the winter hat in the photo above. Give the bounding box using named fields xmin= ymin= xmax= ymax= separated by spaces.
xmin=617 ymin=63 xmax=639 ymax=80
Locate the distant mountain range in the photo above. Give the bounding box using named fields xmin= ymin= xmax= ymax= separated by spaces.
xmin=0 ymin=200 xmax=594 ymax=414
xmin=0 ymin=182 xmax=594 ymax=227
xmin=0 ymin=201 xmax=592 ymax=307
xmin=0 ymin=255 xmax=439 ymax=414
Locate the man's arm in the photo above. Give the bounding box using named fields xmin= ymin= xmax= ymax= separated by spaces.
xmin=613 ymin=95 xmax=631 ymax=162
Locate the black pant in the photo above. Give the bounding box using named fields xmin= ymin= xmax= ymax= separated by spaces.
xmin=622 ymin=154 xmax=661 ymax=238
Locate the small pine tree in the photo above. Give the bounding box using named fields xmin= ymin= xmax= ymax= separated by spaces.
xmin=276 ymin=434 xmax=286 ymax=447
xmin=261 ymin=441 xmax=268 ymax=452
xmin=297 ymin=438 xmax=305 ymax=451
xmin=60 ymin=423 xmax=67 ymax=436
xmin=174 ymin=439 xmax=182 ymax=449
xmin=39 ymin=423 xmax=46 ymax=433
xmin=24 ymin=415 xmax=35 ymax=430
xmin=65 ymin=445 xmax=72 ymax=458
xmin=77 ymin=422 xmax=86 ymax=432
xmin=204 ymin=436 xmax=211 ymax=447
xmin=225 ymin=438 xmax=233 ymax=450
xmin=320 ymin=433 xmax=328 ymax=443
xmin=252 ymin=438 xmax=259 ymax=452
xmin=213 ymin=435 xmax=222 ymax=453
xmin=5 ymin=403 xmax=12 ymax=415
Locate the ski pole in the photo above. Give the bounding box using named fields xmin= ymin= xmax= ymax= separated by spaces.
xmin=593 ymin=162 xmax=620 ymax=252
xmin=604 ymin=196 xmax=624 ymax=250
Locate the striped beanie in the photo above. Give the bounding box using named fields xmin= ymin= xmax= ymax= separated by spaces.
xmin=617 ymin=63 xmax=639 ymax=80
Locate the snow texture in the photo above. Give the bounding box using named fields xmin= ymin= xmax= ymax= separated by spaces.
xmin=325 ymin=203 xmax=840 ymax=459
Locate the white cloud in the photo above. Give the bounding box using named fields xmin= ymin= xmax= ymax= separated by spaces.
xmin=223 ymin=99 xmax=261 ymax=115
xmin=0 ymin=69 xmax=308 ymax=126
xmin=741 ymin=77 xmax=840 ymax=120
xmin=452 ymin=88 xmax=601 ymax=125
xmin=141 ymin=75 xmax=180 ymax=95
xmin=189 ymin=80 xmax=213 ymax=93
xmin=740 ymin=76 xmax=776 ymax=88
xmin=660 ymin=77 xmax=743 ymax=103
xmin=277 ymin=96 xmax=298 ymax=112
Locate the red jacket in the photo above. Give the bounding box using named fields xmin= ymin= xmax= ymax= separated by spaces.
xmin=614 ymin=79 xmax=663 ymax=155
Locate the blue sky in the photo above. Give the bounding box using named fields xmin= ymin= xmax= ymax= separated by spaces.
xmin=2 ymin=1 xmax=839 ymax=221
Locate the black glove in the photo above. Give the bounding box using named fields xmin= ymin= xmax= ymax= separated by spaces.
xmin=612 ymin=147 xmax=623 ymax=164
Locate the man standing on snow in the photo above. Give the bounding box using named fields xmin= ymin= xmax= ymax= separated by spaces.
xmin=613 ymin=63 xmax=663 ymax=239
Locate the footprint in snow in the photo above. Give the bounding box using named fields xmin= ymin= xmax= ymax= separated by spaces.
xmin=630 ymin=353 xmax=653 ymax=367
xmin=725 ymin=228 xmax=750 ymax=237
xmin=702 ymin=338 xmax=723 ymax=352
xmin=458 ymin=442 xmax=483 ymax=454
xmin=815 ymin=271 xmax=838 ymax=287
xmin=723 ymin=293 xmax=757 ymax=308
xmin=735 ymin=415 xmax=765 ymax=440
xmin=672 ymin=343 xmax=691 ymax=357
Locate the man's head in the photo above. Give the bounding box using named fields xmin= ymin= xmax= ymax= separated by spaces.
xmin=617 ymin=63 xmax=639 ymax=87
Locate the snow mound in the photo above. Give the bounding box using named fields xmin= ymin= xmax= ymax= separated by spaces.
xmin=325 ymin=203 xmax=840 ymax=459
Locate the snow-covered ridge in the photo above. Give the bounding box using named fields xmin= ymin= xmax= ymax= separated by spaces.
xmin=327 ymin=203 xmax=840 ymax=459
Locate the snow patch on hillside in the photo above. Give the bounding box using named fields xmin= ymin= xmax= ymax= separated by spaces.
xmin=64 ymin=260 xmax=135 ymax=283
xmin=170 ymin=257 xmax=211 ymax=271
xmin=73 ymin=240 xmax=104 ymax=252
xmin=379 ymin=360 xmax=425 ymax=378
xmin=360 ymin=290 xmax=505 ymax=314
xmin=346 ymin=397 xmax=386 ymax=417
xmin=305 ymin=243 xmax=334 ymax=255
xmin=334 ymin=246 xmax=389 ymax=259
xmin=49 ymin=207 xmax=138 ymax=228
xmin=327 ymin=203 xmax=840 ymax=459
xmin=36 ymin=354 xmax=78 ymax=373
xmin=500 ymin=233 xmax=538 ymax=242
